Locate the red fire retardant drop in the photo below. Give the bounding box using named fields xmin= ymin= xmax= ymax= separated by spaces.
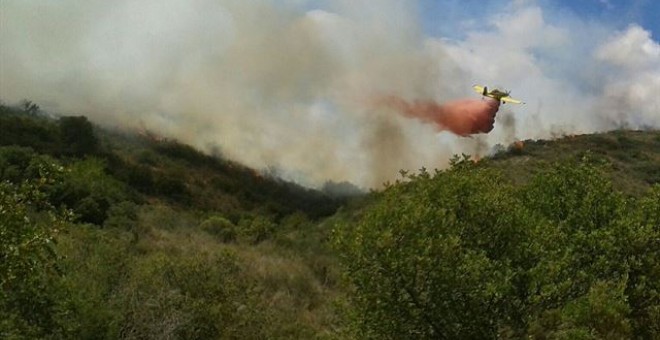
xmin=378 ymin=96 xmax=501 ymax=136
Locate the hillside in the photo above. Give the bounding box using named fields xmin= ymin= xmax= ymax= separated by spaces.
xmin=0 ymin=103 xmax=343 ymax=220
xmin=2 ymin=102 xmax=659 ymax=338
xmin=0 ymin=103 xmax=349 ymax=338
xmin=486 ymin=130 xmax=660 ymax=195
xmin=335 ymin=136 xmax=660 ymax=338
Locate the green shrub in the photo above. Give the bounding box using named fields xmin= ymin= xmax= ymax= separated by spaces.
xmin=154 ymin=173 xmax=188 ymax=199
xmin=111 ymin=249 xmax=264 ymax=339
xmin=200 ymin=216 xmax=237 ymax=243
xmin=55 ymin=226 xmax=134 ymax=339
xmin=0 ymin=107 xmax=60 ymax=155
xmin=238 ymin=216 xmax=276 ymax=245
xmin=52 ymin=158 xmax=131 ymax=225
xmin=74 ymin=196 xmax=107 ymax=225
xmin=333 ymin=157 xmax=660 ymax=338
xmin=124 ymin=164 xmax=155 ymax=194
xmin=136 ymin=149 xmax=159 ymax=166
xmin=138 ymin=204 xmax=197 ymax=231
xmin=0 ymin=147 xmax=64 ymax=188
xmin=0 ymin=146 xmax=36 ymax=182
xmin=0 ymin=170 xmax=70 ymax=338
xmin=104 ymin=201 xmax=139 ymax=231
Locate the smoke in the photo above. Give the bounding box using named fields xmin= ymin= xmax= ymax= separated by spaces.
xmin=1 ymin=1 xmax=659 ymax=188
xmin=376 ymin=96 xmax=500 ymax=136
xmin=498 ymin=111 xmax=517 ymax=143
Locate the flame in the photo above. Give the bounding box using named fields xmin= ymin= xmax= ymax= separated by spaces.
xmin=513 ymin=140 xmax=524 ymax=150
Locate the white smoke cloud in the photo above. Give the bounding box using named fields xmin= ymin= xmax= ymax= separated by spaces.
xmin=1 ymin=1 xmax=658 ymax=187
xmin=596 ymin=25 xmax=660 ymax=70
xmin=595 ymin=25 xmax=660 ymax=128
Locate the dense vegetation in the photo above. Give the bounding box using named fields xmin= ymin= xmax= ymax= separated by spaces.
xmin=2 ymin=102 xmax=659 ymax=339
xmin=334 ymin=156 xmax=660 ymax=338
xmin=0 ymin=104 xmax=346 ymax=339
xmin=488 ymin=130 xmax=660 ymax=196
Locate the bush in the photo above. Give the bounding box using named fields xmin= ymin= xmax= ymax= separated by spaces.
xmin=0 ymin=107 xmax=60 ymax=155
xmin=333 ymin=157 xmax=660 ymax=338
xmin=51 ymin=158 xmax=131 ymax=225
xmin=56 ymin=227 xmax=272 ymax=339
xmin=138 ymin=204 xmax=196 ymax=231
xmin=111 ymin=250 xmax=263 ymax=339
xmin=0 ymin=146 xmax=37 ymax=182
xmin=200 ymin=216 xmax=237 ymax=243
xmin=238 ymin=216 xmax=277 ymax=245
xmin=0 ymin=170 xmax=70 ymax=338
xmin=55 ymin=225 xmax=135 ymax=338
xmin=0 ymin=147 xmax=65 ymax=187
xmin=124 ymin=164 xmax=156 ymax=194
xmin=154 ymin=173 xmax=188 ymax=200
xmin=104 ymin=201 xmax=140 ymax=231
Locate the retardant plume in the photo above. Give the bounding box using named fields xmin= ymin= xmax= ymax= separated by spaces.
xmin=376 ymin=96 xmax=500 ymax=136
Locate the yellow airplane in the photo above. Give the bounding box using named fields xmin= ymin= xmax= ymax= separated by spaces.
xmin=473 ymin=85 xmax=525 ymax=104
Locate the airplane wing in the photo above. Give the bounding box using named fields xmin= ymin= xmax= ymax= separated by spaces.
xmin=501 ymin=96 xmax=524 ymax=104
xmin=472 ymin=85 xmax=485 ymax=94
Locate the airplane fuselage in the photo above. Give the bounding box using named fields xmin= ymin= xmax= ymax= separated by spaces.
xmin=473 ymin=85 xmax=524 ymax=105
xmin=486 ymin=89 xmax=510 ymax=100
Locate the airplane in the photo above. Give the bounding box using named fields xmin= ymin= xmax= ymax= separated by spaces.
xmin=473 ymin=85 xmax=525 ymax=104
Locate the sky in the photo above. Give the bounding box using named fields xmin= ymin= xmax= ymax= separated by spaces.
xmin=1 ymin=0 xmax=659 ymax=188
xmin=419 ymin=0 xmax=660 ymax=39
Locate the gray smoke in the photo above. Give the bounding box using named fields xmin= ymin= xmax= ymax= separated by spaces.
xmin=1 ymin=1 xmax=658 ymax=187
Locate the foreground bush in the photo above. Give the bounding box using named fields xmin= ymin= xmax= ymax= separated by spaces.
xmin=334 ymin=157 xmax=660 ymax=339
xmin=0 ymin=166 xmax=70 ymax=338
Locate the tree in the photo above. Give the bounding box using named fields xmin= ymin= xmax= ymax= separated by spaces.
xmin=20 ymin=100 xmax=40 ymax=116
xmin=59 ymin=116 xmax=98 ymax=157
